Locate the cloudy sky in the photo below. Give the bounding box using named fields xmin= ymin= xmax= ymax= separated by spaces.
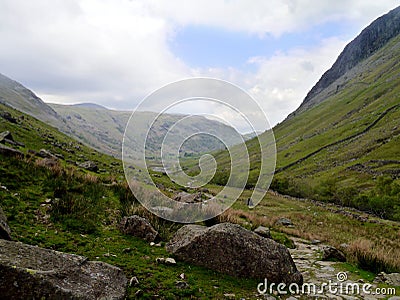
xmin=0 ymin=0 xmax=399 ymax=131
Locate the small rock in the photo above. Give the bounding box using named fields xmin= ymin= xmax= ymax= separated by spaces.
xmin=78 ymin=161 xmax=98 ymax=172
xmin=275 ymin=217 xmax=293 ymax=226
xmin=224 ymin=293 xmax=235 ymax=298
xmin=38 ymin=149 xmax=56 ymax=159
xmin=0 ymin=131 xmax=13 ymax=143
xmin=39 ymin=158 xmax=59 ymax=168
xmin=321 ymin=246 xmax=346 ymax=262
xmin=254 ymin=226 xmax=272 ymax=239
xmin=179 ymin=273 xmax=185 ymax=280
xmin=118 ymin=215 xmax=158 ymax=242
xmin=122 ymin=248 xmax=132 ymax=253
xmin=165 ymin=258 xmax=176 ymax=265
xmin=311 ymin=239 xmax=321 ymax=244
xmin=0 ymin=111 xmax=17 ymax=123
xmin=129 ymin=276 xmax=139 ymax=287
xmin=156 ymin=257 xmax=176 ymax=265
xmin=175 ymin=281 xmax=189 ymax=289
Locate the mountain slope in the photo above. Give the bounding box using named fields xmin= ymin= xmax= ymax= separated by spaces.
xmin=210 ymin=8 xmax=400 ymax=220
xmin=0 ymin=74 xmax=63 ymax=127
xmin=294 ymin=5 xmax=400 ymax=114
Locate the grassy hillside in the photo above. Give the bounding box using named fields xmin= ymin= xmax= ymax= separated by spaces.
xmin=204 ymin=33 xmax=400 ymax=221
xmin=2 ymin=94 xmax=400 ymax=299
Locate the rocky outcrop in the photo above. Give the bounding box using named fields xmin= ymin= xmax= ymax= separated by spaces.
xmin=0 ymin=144 xmax=23 ymax=158
xmin=0 ymin=111 xmax=17 ymax=123
xmin=0 ymin=207 xmax=11 ymax=240
xmin=118 ymin=215 xmax=159 ymax=242
xmin=0 ymin=239 xmax=127 ymax=299
xmin=295 ymin=6 xmax=400 ymax=113
xmin=166 ymin=223 xmax=302 ymax=284
xmin=78 ymin=161 xmax=99 ymax=172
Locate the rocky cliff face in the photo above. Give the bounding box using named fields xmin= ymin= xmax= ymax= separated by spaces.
xmin=295 ymin=5 xmax=400 ymax=114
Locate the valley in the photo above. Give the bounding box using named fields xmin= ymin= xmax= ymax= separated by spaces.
xmin=0 ymin=4 xmax=400 ymax=300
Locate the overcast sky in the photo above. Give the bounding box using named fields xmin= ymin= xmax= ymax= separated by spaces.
xmin=0 ymin=0 xmax=399 ymax=130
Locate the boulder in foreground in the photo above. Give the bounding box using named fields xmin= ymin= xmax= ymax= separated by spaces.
xmin=0 ymin=239 xmax=127 ymax=299
xmin=166 ymin=223 xmax=302 ymax=285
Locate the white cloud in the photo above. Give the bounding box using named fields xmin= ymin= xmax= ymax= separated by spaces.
xmin=0 ymin=0 xmax=398 ymax=128
xmin=146 ymin=0 xmax=399 ymax=36
xmin=246 ymin=38 xmax=348 ymax=126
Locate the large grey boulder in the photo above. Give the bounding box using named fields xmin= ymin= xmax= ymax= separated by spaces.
xmin=0 ymin=207 xmax=11 ymax=240
xmin=0 ymin=239 xmax=127 ymax=299
xmin=118 ymin=215 xmax=158 ymax=242
xmin=166 ymin=223 xmax=302 ymax=285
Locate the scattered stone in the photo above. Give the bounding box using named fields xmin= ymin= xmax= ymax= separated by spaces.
xmin=254 ymin=226 xmax=272 ymax=239
xmin=224 ymin=293 xmax=236 ymax=298
xmin=179 ymin=273 xmax=185 ymax=280
xmin=78 ymin=161 xmax=99 ymax=172
xmin=122 ymin=248 xmax=132 ymax=253
xmin=321 ymin=246 xmax=346 ymax=262
xmin=0 ymin=111 xmax=17 ymax=123
xmin=311 ymin=239 xmax=321 ymax=244
xmin=54 ymin=153 xmax=64 ymax=160
xmin=0 ymin=144 xmax=23 ymax=158
xmin=166 ymin=223 xmax=302 ymax=284
xmin=39 ymin=158 xmax=59 ymax=168
xmin=173 ymin=191 xmax=203 ymax=203
xmin=0 ymin=239 xmax=127 ymax=299
xmin=339 ymin=243 xmax=349 ymax=250
xmin=156 ymin=257 xmax=176 ymax=265
xmin=38 ymin=149 xmax=56 ymax=159
xmin=0 ymin=207 xmax=11 ymax=240
xmin=175 ymin=281 xmax=189 ymax=289
xmin=374 ymin=272 xmax=400 ymax=286
xmin=275 ymin=217 xmax=293 ymax=226
xmin=118 ymin=215 xmax=158 ymax=242
xmin=0 ymin=131 xmax=13 ymax=143
xmin=129 ymin=276 xmax=139 ymax=287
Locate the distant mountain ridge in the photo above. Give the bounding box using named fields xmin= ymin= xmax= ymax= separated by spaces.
xmin=294 ymin=5 xmax=400 ymax=115
xmin=0 ymin=73 xmax=243 ymax=159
